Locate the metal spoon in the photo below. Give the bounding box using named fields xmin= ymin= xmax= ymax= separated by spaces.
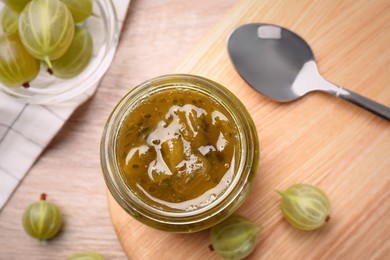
xmin=227 ymin=23 xmax=390 ymax=121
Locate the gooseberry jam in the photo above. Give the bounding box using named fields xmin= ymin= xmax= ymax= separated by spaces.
xmin=116 ymin=88 xmax=240 ymax=211
xmin=101 ymin=74 xmax=259 ymax=232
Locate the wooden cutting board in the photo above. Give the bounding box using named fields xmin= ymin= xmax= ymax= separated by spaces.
xmin=108 ymin=0 xmax=390 ymax=259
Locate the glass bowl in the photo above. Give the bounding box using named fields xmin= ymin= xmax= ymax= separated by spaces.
xmin=0 ymin=0 xmax=118 ymax=104
xmin=101 ymin=74 xmax=260 ymax=233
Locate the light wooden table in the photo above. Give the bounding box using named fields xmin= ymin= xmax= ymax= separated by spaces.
xmin=0 ymin=0 xmax=238 ymax=259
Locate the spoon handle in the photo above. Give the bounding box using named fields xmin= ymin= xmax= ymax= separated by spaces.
xmin=301 ymin=61 xmax=389 ymax=121
xmin=335 ymin=87 xmax=390 ymax=121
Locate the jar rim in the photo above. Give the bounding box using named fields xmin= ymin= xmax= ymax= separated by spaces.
xmin=101 ymin=74 xmax=259 ymax=231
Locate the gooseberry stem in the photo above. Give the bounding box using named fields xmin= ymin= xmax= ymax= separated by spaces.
xmin=44 ymin=56 xmax=52 ymax=69
xmin=325 ymin=215 xmax=331 ymax=222
xmin=40 ymin=193 xmax=47 ymax=201
xmin=208 ymin=244 xmax=214 ymax=252
xmin=22 ymin=82 xmax=30 ymax=88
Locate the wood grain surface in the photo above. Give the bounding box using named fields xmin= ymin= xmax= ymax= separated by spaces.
xmin=0 ymin=0 xmax=238 ymax=259
xmin=108 ymin=0 xmax=390 ymax=259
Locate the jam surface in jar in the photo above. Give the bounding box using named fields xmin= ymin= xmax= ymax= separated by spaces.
xmin=116 ymin=88 xmax=240 ymax=211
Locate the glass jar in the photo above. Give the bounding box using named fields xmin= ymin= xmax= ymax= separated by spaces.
xmin=0 ymin=0 xmax=118 ymax=104
xmin=101 ymin=74 xmax=259 ymax=233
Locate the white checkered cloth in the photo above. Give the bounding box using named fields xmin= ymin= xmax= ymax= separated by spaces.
xmin=0 ymin=0 xmax=131 ymax=210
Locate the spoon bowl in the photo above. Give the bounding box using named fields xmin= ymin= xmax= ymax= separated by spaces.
xmin=228 ymin=23 xmax=390 ymax=120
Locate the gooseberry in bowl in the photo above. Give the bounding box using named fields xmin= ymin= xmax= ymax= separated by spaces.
xmin=0 ymin=0 xmax=118 ymax=104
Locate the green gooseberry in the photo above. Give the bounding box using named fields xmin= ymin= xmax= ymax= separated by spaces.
xmin=276 ymin=183 xmax=331 ymax=230
xmin=60 ymin=0 xmax=93 ymax=23
xmin=1 ymin=6 xmax=19 ymax=33
xmin=18 ymin=0 xmax=75 ymax=67
xmin=0 ymin=33 xmax=40 ymax=88
xmin=22 ymin=193 xmax=62 ymax=240
xmin=0 ymin=0 xmax=31 ymax=13
xmin=210 ymin=215 xmax=260 ymax=260
xmin=49 ymin=26 xmax=93 ymax=79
